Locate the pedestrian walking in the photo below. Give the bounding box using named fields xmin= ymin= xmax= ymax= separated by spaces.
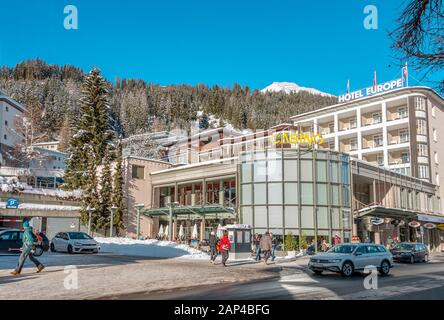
xmin=270 ymin=232 xmax=277 ymax=261
xmin=321 ymin=239 xmax=329 ymax=252
xmin=254 ymin=234 xmax=262 ymax=261
xmin=10 ymin=218 xmax=45 ymax=276
xmin=260 ymin=231 xmax=272 ymax=265
xmin=219 ymin=230 xmax=231 ymax=267
xmin=208 ymin=231 xmax=218 ymax=264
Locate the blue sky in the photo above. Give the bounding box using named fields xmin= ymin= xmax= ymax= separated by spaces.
xmin=0 ymin=0 xmax=435 ymax=94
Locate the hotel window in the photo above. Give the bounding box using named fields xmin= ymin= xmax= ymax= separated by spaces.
xmin=3 ymin=134 xmax=6 ymax=140
xmin=5 ymin=106 xmax=8 ymax=112
xmin=349 ymin=118 xmax=357 ymax=129
xmin=372 ymin=112 xmax=382 ymax=124
xmin=418 ymin=165 xmax=429 ymax=179
xmin=398 ymin=107 xmax=408 ymax=119
xmin=131 ymin=165 xmax=145 ymax=179
xmin=328 ymin=141 xmax=335 ymax=150
xmin=373 ymin=134 xmax=383 ymax=147
xmin=377 ymin=155 xmax=384 ymax=166
xmin=4 ymin=120 xmax=7 ymax=126
xmin=328 ymin=122 xmax=335 ymax=133
xmin=435 ymin=152 xmax=439 ymax=164
xmin=416 ymin=119 xmax=427 ymax=135
xmin=350 ymin=138 xmax=358 ymax=151
xmin=418 ymin=144 xmax=428 ymax=157
xmin=401 ymin=152 xmax=410 ymax=164
xmin=415 ymin=97 xmax=426 ymax=111
xmin=433 ymin=128 xmax=437 ymax=142
xmin=399 ymin=129 xmax=409 ymax=143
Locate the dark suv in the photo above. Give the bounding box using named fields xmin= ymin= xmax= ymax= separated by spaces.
xmin=390 ymin=242 xmax=429 ymax=263
xmin=0 ymin=229 xmax=49 ymax=256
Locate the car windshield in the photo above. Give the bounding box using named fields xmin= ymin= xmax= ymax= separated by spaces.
xmin=394 ymin=243 xmax=415 ymax=250
xmin=327 ymin=244 xmax=356 ymax=254
xmin=68 ymin=232 xmax=92 ymax=240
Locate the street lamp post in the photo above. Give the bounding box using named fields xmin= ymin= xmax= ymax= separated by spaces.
xmin=166 ymin=202 xmax=179 ymax=241
xmin=86 ymin=207 xmax=95 ymax=236
xmin=134 ymin=204 xmax=145 ymax=240
xmin=110 ymin=206 xmax=117 ymax=238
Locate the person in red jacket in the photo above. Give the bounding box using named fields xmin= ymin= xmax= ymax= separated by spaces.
xmin=219 ymin=230 xmax=231 ymax=267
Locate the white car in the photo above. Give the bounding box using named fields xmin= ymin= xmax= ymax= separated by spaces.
xmin=50 ymin=232 xmax=100 ymax=254
xmin=308 ymin=243 xmax=393 ymax=277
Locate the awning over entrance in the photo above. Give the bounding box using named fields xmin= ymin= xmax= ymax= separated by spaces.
xmin=143 ymin=205 xmax=236 ymax=220
xmin=355 ymin=206 xmax=418 ymax=220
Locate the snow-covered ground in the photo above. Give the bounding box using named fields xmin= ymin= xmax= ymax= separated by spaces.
xmin=95 ymin=237 xmax=209 ymax=260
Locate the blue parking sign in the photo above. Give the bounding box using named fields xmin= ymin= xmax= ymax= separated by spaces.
xmin=6 ymin=198 xmax=19 ymax=209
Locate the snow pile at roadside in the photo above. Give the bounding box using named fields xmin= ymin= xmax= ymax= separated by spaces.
xmin=95 ymin=237 xmax=209 ymax=260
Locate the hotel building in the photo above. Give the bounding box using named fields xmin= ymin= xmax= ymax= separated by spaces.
xmin=121 ymin=86 xmax=444 ymax=252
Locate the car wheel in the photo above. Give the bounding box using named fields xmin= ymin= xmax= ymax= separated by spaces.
xmin=341 ymin=261 xmax=354 ymax=277
xmin=67 ymin=245 xmax=73 ymax=254
xmin=33 ymin=246 xmax=44 ymax=257
xmin=410 ymin=255 xmax=415 ymax=264
xmin=379 ymin=260 xmax=390 ymax=276
xmin=313 ymin=270 xmax=323 ymax=275
xmin=50 ymin=243 xmax=56 ymax=253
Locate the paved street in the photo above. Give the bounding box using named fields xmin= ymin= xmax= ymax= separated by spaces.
xmin=1 ymin=252 xmax=444 ymax=300
xmin=121 ymin=255 xmax=444 ymax=300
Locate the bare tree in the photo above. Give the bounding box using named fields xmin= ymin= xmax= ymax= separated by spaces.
xmin=391 ymin=0 xmax=444 ymax=91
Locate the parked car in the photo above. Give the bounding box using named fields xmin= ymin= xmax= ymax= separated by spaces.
xmin=390 ymin=242 xmax=429 ymax=263
xmin=0 ymin=229 xmax=49 ymax=256
xmin=308 ymin=243 xmax=394 ymax=277
xmin=50 ymin=232 xmax=100 ymax=254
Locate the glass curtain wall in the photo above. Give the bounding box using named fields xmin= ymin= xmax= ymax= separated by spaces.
xmin=240 ymin=149 xmax=352 ymax=250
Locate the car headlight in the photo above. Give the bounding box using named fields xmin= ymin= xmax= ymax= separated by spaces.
xmin=327 ymin=259 xmax=342 ymax=263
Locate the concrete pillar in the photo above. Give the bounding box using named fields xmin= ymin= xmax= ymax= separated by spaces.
xmin=200 ymin=219 xmax=206 ymax=241
xmin=172 ymin=220 xmax=177 ymax=241
xmin=374 ymin=229 xmax=381 ymax=244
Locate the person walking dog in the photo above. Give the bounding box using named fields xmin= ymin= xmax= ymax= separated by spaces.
xmin=10 ymin=218 xmax=45 ymax=276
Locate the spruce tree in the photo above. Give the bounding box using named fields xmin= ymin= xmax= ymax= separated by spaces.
xmin=81 ymin=153 xmax=100 ymax=231
xmin=98 ymin=147 xmax=113 ymax=231
xmin=112 ymin=140 xmax=125 ymax=233
xmin=63 ymin=67 xmax=114 ymax=190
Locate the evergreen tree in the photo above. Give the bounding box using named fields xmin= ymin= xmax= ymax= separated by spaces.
xmin=81 ymin=152 xmax=100 ymax=230
xmin=63 ymin=67 xmax=114 ymax=190
xmin=58 ymin=115 xmax=71 ymax=152
xmin=98 ymin=147 xmax=113 ymax=231
xmin=112 ymin=140 xmax=125 ymax=233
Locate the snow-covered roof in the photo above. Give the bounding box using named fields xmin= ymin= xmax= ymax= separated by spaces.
xmin=0 ymin=202 xmax=80 ymax=211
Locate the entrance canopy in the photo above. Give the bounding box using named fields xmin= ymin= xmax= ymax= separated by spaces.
xmin=355 ymin=205 xmax=418 ymax=220
xmin=143 ymin=204 xmax=236 ymax=220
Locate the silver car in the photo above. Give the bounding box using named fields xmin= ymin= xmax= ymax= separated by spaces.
xmin=308 ymin=243 xmax=394 ymax=277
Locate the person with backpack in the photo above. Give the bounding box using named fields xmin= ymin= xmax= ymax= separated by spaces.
xmin=10 ymin=218 xmax=45 ymax=276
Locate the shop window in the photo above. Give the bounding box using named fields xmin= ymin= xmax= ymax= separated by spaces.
xmin=241 ymin=163 xmax=252 ymax=183
xmin=267 ymin=160 xmax=282 ymax=181
xmin=241 ymin=185 xmax=252 ymax=205
xmin=284 ymin=160 xmax=298 ymax=181
xmin=331 ymin=208 xmax=341 ymax=229
xmin=268 ymin=206 xmax=283 ymax=228
xmin=254 ymin=206 xmax=268 ymax=227
xmin=254 ymin=161 xmax=267 ymax=182
xmin=301 ymin=206 xmax=314 ymax=228
xmin=253 ymin=184 xmax=267 ymax=205
xmin=284 ymin=206 xmax=299 ymax=228
xmin=284 ymin=183 xmax=298 ymax=204
xmin=316 ymin=207 xmax=329 ymax=229
xmin=241 ymin=207 xmax=253 ymax=226
xmin=268 ymin=183 xmax=282 ymax=204
xmin=316 ymin=160 xmax=327 ymax=182
xmin=300 ymin=183 xmax=313 ymax=204
xmin=300 ymin=160 xmax=313 ymax=181
xmin=316 ymin=184 xmax=328 ymax=205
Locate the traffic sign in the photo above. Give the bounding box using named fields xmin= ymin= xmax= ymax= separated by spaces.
xmin=6 ymin=198 xmax=19 ymax=209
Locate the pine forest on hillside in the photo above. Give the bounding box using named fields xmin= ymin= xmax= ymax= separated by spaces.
xmin=0 ymin=59 xmax=338 ymax=147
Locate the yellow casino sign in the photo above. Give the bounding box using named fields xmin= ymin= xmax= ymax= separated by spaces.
xmin=271 ymin=131 xmax=324 ymax=146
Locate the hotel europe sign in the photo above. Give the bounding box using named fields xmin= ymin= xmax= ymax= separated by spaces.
xmin=338 ymin=78 xmax=405 ymax=103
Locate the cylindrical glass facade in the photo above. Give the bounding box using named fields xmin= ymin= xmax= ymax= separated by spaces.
xmin=240 ymin=149 xmax=352 ymax=247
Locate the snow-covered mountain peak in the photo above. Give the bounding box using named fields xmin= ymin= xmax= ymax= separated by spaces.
xmin=261 ymin=82 xmax=334 ymax=97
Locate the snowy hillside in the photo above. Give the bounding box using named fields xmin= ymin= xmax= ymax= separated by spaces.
xmin=261 ymin=82 xmax=334 ymax=97
xmin=96 ymin=237 xmax=209 ymax=260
